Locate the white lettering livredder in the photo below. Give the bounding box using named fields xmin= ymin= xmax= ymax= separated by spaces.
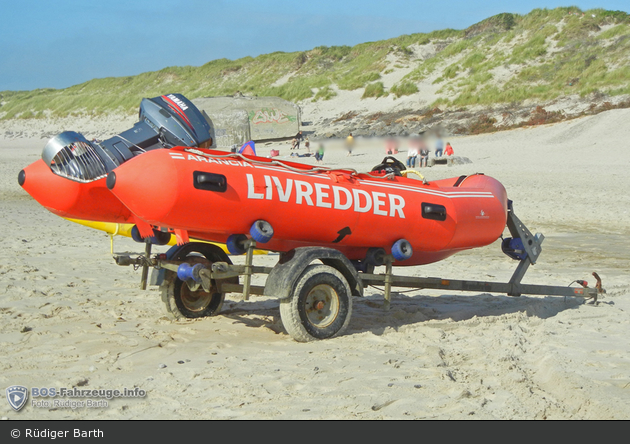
xmin=333 ymin=186 xmax=352 ymax=210
xmin=353 ymin=189 xmax=372 ymax=213
xmin=389 ymin=194 xmax=405 ymax=218
xmin=246 ymin=174 xmax=406 ymax=219
xmin=372 ymin=191 xmax=387 ymax=216
xmin=314 ymin=183 xmax=332 ymax=208
xmin=264 ymin=175 xmax=273 ymax=200
xmin=246 ymin=173 xmax=264 ymax=199
xmin=272 ymin=176 xmax=293 ymax=202
xmin=294 ymin=180 xmax=314 ymax=206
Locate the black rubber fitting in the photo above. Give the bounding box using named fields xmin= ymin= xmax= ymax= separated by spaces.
xmin=106 ymin=172 xmax=116 ymax=190
xmin=18 ymin=169 xmax=26 ymax=187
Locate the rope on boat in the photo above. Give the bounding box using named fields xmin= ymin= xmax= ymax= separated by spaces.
xmin=400 ymin=169 xmax=428 ymax=184
xmin=183 ymin=148 xmax=393 ymax=180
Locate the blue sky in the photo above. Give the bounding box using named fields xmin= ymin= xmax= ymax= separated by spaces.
xmin=0 ymin=1 xmax=627 ymax=91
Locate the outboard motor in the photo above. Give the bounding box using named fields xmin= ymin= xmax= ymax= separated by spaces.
xmin=41 ymin=94 xmax=211 ymax=183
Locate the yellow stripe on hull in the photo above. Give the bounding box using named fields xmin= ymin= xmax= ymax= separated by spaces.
xmin=64 ymin=218 xmax=267 ymax=255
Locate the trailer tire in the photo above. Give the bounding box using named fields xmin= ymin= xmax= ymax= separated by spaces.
xmin=161 ymin=245 xmax=229 ymax=319
xmin=279 ymin=264 xmax=352 ymax=342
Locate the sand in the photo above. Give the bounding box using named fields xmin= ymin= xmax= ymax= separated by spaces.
xmin=1 ymin=108 xmax=629 ymax=419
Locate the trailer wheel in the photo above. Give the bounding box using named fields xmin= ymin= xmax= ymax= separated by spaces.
xmin=161 ymin=245 xmax=229 ymax=319
xmin=279 ymin=264 xmax=352 ymax=342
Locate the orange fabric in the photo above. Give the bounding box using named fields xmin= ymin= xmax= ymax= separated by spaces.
xmin=109 ymin=147 xmax=508 ymax=266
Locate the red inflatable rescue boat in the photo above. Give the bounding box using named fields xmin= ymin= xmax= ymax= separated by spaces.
xmin=106 ymin=147 xmax=508 ymax=266
xmin=18 ymin=94 xmax=606 ymax=343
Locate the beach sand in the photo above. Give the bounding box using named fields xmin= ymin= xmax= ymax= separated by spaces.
xmin=1 ymin=109 xmax=629 ymax=419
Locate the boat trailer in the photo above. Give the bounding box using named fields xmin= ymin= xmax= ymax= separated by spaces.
xmin=114 ymin=202 xmax=605 ymax=342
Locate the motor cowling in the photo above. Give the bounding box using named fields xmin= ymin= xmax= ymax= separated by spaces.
xmin=41 ymin=94 xmax=212 ymax=183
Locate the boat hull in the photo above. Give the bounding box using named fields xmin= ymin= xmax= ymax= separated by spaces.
xmin=108 ymin=148 xmax=508 ymax=265
xmin=20 ymin=159 xmax=133 ymax=223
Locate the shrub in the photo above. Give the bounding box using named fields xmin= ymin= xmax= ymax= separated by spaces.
xmin=465 ymin=13 xmax=517 ymax=38
xmin=391 ymin=81 xmax=419 ymax=97
xmin=443 ymin=64 xmax=460 ymax=79
xmin=362 ymin=82 xmax=387 ymax=99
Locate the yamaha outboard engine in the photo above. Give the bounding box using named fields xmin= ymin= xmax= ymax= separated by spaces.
xmin=41 ymin=94 xmax=211 ymax=183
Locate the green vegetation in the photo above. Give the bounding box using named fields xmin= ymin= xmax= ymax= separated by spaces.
xmin=443 ymin=64 xmax=460 ymax=79
xmin=337 ymin=71 xmax=381 ymax=90
xmin=598 ymin=23 xmax=630 ymax=39
xmin=465 ymin=12 xmax=517 ymax=37
xmin=390 ymin=81 xmax=419 ymax=97
xmin=462 ymin=52 xmax=486 ymax=69
xmin=1 ymin=7 xmax=629 ymax=119
xmin=312 ymin=86 xmax=337 ymax=102
xmin=362 ymin=82 xmax=387 ymax=99
xmin=427 ymin=7 xmax=630 ymax=107
xmin=508 ymin=34 xmax=548 ymax=64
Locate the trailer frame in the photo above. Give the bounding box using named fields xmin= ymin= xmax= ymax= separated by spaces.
xmin=113 ymin=202 xmax=604 ymax=341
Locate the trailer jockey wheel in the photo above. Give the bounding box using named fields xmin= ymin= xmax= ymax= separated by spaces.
xmin=279 ymin=264 xmax=352 ymax=342
xmin=161 ymin=243 xmax=233 ymax=319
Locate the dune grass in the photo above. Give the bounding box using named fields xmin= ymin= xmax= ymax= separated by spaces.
xmin=362 ymin=82 xmax=387 ymax=99
xmin=391 ymin=81 xmax=419 ymax=98
xmin=2 ymin=7 xmax=629 ymax=119
xmin=312 ymin=86 xmax=337 ymax=102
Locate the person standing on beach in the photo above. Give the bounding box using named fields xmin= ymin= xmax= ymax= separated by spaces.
xmin=304 ymin=136 xmax=310 ymax=153
xmin=295 ymin=131 xmax=303 ymax=150
xmin=345 ymin=133 xmax=354 ymax=156
xmin=434 ymin=135 xmax=444 ymax=158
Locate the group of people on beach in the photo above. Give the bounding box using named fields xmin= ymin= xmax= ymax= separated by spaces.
xmin=290 ymin=131 xmax=307 ymax=150
xmin=290 ymin=131 xmax=325 ymax=163
xmin=404 ymin=133 xmax=453 ymax=169
xmin=287 ymin=130 xmax=453 ymax=168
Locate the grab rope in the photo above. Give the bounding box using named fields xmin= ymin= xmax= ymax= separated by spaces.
xmin=184 ymin=148 xmax=412 ymax=181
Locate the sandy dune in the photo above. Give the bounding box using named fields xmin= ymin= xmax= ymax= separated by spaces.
xmin=1 ymin=109 xmax=629 ymax=419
